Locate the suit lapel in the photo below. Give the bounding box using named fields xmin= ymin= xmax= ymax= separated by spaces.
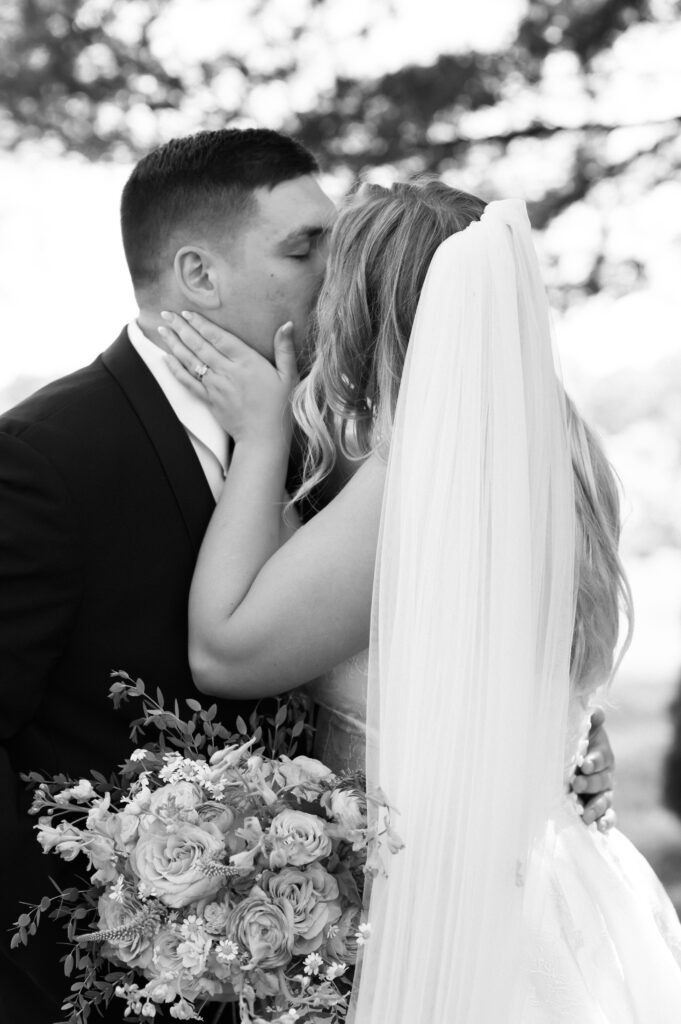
xmin=101 ymin=328 xmax=215 ymax=555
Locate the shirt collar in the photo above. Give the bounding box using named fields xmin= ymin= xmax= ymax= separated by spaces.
xmin=127 ymin=320 xmax=228 ymax=474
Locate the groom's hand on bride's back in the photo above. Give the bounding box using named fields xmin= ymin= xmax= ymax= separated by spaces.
xmin=572 ymin=707 xmax=615 ymax=828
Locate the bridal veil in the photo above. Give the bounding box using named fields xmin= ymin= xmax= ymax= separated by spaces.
xmin=353 ymin=200 xmax=576 ymax=1022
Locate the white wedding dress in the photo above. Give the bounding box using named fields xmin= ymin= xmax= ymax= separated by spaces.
xmin=308 ymin=201 xmax=681 ymax=1021
xmin=310 ymin=662 xmax=681 ymax=1021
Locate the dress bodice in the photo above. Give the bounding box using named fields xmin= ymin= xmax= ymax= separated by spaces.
xmin=308 ymin=652 xmax=600 ymax=785
xmin=306 ymin=650 xmax=369 ymax=775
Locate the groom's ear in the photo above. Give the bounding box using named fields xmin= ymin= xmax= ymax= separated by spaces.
xmin=173 ymin=246 xmax=221 ymax=310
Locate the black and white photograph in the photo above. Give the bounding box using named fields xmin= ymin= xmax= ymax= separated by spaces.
xmin=1 ymin=1 xmax=681 ymax=1021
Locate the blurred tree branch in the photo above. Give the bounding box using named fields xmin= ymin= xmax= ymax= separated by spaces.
xmin=1 ymin=0 xmax=679 ymax=298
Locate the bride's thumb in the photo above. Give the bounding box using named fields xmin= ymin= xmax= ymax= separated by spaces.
xmin=273 ymin=322 xmax=298 ymax=384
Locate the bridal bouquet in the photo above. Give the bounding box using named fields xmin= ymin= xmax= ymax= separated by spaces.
xmin=12 ymin=673 xmax=400 ymax=1024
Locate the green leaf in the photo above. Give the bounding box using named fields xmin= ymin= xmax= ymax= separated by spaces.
xmin=39 ymin=896 xmax=51 ymax=912
xmin=186 ymin=698 xmax=202 ymax=713
xmin=236 ymin=716 xmax=248 ymax=735
xmin=64 ymin=953 xmax=74 ymax=977
xmin=16 ymin=913 xmax=30 ymax=928
xmin=274 ymin=705 xmax=288 ymax=728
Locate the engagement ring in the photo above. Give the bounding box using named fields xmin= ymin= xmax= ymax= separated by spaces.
xmin=194 ymin=362 xmax=209 ymax=383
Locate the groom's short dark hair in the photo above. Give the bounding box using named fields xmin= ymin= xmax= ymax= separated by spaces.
xmin=121 ymin=128 xmax=319 ymax=289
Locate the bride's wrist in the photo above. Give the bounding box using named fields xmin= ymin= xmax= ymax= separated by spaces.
xmin=233 ymin=432 xmax=291 ymax=463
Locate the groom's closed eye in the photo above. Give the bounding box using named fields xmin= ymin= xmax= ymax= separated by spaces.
xmin=280 ymin=226 xmax=329 ymax=261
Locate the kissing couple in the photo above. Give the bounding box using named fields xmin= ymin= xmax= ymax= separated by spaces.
xmin=2 ymin=127 xmax=681 ymax=1023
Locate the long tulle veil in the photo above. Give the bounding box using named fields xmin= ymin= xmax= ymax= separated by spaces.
xmin=352 ymin=200 xmax=576 ymax=1022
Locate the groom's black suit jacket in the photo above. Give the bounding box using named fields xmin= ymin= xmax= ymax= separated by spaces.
xmin=0 ymin=330 xmax=263 ymax=1023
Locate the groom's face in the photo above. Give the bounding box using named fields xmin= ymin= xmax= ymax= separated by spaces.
xmin=210 ymin=174 xmax=336 ymax=362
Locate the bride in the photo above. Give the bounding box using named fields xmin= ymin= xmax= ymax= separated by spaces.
xmin=161 ymin=181 xmax=681 ymax=1021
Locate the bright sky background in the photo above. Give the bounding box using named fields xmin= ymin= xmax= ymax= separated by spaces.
xmin=0 ymin=0 xmax=531 ymax=391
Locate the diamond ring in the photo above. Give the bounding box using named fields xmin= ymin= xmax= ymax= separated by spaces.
xmin=194 ymin=362 xmax=209 ymax=383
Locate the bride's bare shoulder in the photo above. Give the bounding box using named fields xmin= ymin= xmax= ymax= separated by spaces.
xmin=300 ymin=449 xmax=387 ymax=541
xmin=332 ymin=449 xmax=387 ymax=510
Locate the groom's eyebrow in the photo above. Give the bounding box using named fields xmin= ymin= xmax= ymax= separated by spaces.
xmin=278 ymin=225 xmax=329 ymax=248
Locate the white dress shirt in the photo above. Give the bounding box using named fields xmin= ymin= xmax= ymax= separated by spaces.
xmin=127 ymin=320 xmax=228 ymax=501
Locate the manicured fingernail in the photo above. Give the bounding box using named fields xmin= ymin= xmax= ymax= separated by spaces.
xmin=281 ymin=321 xmax=294 ymax=335
xmin=157 ymin=325 xmax=169 ymax=336
xmin=160 ymin=310 xmax=173 ymax=321
xmin=181 ymin=310 xmax=194 ymax=321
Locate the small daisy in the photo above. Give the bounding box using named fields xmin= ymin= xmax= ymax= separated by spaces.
xmin=303 ymin=952 xmax=324 ymax=976
xmin=215 ymin=939 xmax=239 ymax=964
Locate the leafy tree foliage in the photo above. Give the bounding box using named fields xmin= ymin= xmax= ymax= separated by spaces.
xmin=1 ymin=0 xmax=679 ymax=295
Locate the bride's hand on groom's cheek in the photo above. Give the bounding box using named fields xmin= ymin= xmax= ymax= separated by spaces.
xmin=572 ymin=707 xmax=616 ymax=830
xmin=158 ymin=310 xmax=299 ymax=445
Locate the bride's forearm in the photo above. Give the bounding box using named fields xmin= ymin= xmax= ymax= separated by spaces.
xmin=188 ymin=438 xmax=289 ymax=679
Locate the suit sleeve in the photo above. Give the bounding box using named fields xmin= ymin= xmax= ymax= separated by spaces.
xmin=0 ymin=431 xmax=83 ymax=741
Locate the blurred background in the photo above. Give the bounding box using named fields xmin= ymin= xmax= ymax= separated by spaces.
xmin=1 ymin=0 xmax=681 ymax=903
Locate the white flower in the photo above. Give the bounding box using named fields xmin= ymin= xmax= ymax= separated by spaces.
xmin=325 ymin=962 xmax=347 ymax=980
xmin=130 ymin=819 xmax=225 ymax=908
xmin=85 ymin=792 xmax=112 ymax=829
xmin=141 ymin=1003 xmax=157 ymax=1018
xmin=148 ymin=782 xmax=203 ymax=823
xmin=208 ymin=738 xmax=256 ymax=771
xmin=158 ymin=754 xmax=212 ymax=787
xmin=169 ymin=999 xmax=201 ymax=1021
xmin=74 ymin=778 xmax=96 ymax=799
xmin=36 ymin=821 xmax=84 ymax=860
xmin=303 ymin=952 xmax=323 ymax=976
xmin=108 ymin=876 xmax=126 ymax=903
xmin=268 ymin=810 xmax=332 ymax=868
xmin=177 ymin=936 xmax=210 ymax=976
xmin=113 ymin=982 xmax=143 ymax=1015
xmin=123 ymin=776 xmax=153 ymax=816
xmin=137 ymin=881 xmax=158 ymax=899
xmin=215 ymin=939 xmax=238 ymax=964
xmin=54 ymin=779 xmax=96 ymax=804
xmin=130 ymin=749 xmax=148 ymax=762
xmin=202 ymin=900 xmax=230 ymax=934
xmin=326 ymin=788 xmax=366 ymax=831
xmin=356 ymin=922 xmax=372 ymax=946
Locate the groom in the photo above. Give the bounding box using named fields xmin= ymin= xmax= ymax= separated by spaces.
xmin=0 ymin=128 xmax=614 ymax=1023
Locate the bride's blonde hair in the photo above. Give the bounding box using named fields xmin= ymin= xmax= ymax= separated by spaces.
xmin=293 ymin=179 xmax=487 ymax=487
xmin=566 ymin=397 xmax=633 ymax=691
xmin=293 ymin=178 xmax=632 ymax=692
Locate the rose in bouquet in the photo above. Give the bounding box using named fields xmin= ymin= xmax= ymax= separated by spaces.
xmin=12 ymin=673 xmax=400 ymax=1023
